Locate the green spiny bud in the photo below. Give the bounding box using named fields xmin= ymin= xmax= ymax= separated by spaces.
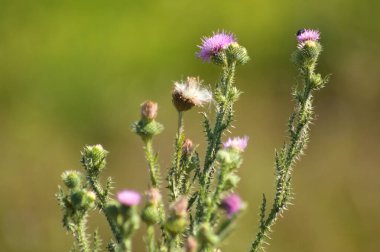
xmin=226 ymin=42 xmax=250 ymax=65
xmin=165 ymin=217 xmax=188 ymax=236
xmin=105 ymin=201 xmax=120 ymax=219
xmin=61 ymin=170 xmax=81 ymax=189
xmin=81 ymin=144 xmax=108 ymax=172
xmin=70 ymin=190 xmax=85 ymax=209
xmin=131 ymin=120 xmax=164 ymax=141
xmin=141 ymin=205 xmax=160 ymax=225
xmin=82 ymin=191 xmax=96 ymax=208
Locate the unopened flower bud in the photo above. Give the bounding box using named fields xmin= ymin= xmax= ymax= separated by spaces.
xmin=141 ymin=101 xmax=158 ymax=121
xmin=171 ymin=197 xmax=188 ymax=217
xmin=81 ymin=144 xmax=108 ymax=171
xmin=185 ymin=236 xmax=198 ymax=252
xmin=165 ymin=217 xmax=188 ymax=236
xmin=61 ymin=170 xmax=81 ymax=189
xmin=226 ymin=42 xmax=250 ymax=65
xmin=146 ymin=188 xmax=162 ymax=205
xmin=142 ymin=205 xmax=160 ymax=225
xmin=70 ymin=190 xmax=85 ymax=209
xmin=182 ymin=138 xmax=194 ymax=156
xmin=105 ymin=201 xmax=120 ymax=219
xmin=86 ymin=191 xmax=96 ymax=203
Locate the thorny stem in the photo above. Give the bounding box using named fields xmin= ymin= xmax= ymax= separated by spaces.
xmin=87 ymin=176 xmax=122 ymax=243
xmin=250 ymin=66 xmax=317 ymax=252
xmin=75 ymin=216 xmax=90 ymax=252
xmin=196 ymin=61 xmax=236 ymax=227
xmin=145 ymin=139 xmax=159 ymax=188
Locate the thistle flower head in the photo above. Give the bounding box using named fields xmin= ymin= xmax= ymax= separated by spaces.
xmin=198 ymin=31 xmax=236 ymax=61
xmin=140 ymin=100 xmax=158 ymax=121
xmin=221 ymin=193 xmax=243 ymax=218
xmin=296 ymin=29 xmax=320 ymax=44
xmin=223 ymin=136 xmax=249 ymax=152
xmin=172 ymin=77 xmax=212 ymax=112
xmin=117 ymin=190 xmax=141 ymax=206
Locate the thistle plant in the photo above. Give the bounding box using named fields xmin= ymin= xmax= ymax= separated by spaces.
xmin=56 ymin=29 xmax=328 ymax=252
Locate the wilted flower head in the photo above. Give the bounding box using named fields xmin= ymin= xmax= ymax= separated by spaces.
xmin=223 ymin=136 xmax=249 ymax=152
xmin=221 ymin=193 xmax=243 ymax=218
xmin=141 ymin=100 xmax=158 ymax=121
xmin=182 ymin=138 xmax=194 ymax=156
xmin=296 ymin=29 xmax=320 ymax=44
xmin=198 ymin=31 xmax=236 ymax=61
xmin=117 ymin=190 xmax=141 ymax=206
xmin=172 ymin=77 xmax=212 ymax=112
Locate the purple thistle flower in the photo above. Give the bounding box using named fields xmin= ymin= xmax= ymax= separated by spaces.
xmin=223 ymin=136 xmax=249 ymax=152
xmin=198 ymin=31 xmax=236 ymax=61
xmin=117 ymin=190 xmax=141 ymax=206
xmin=221 ymin=193 xmax=243 ymax=218
xmin=296 ymin=29 xmax=320 ymax=43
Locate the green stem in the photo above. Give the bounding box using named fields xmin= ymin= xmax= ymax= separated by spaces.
xmin=146 ymin=225 xmax=156 ymax=252
xmin=145 ymin=139 xmax=160 ymax=187
xmin=196 ymin=61 xmax=236 ymax=227
xmin=250 ymin=67 xmax=316 ymax=252
xmin=76 ymin=217 xmax=90 ymax=252
xmin=87 ymin=176 xmax=122 ymax=243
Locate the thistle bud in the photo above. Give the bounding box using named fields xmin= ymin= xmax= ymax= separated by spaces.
xmin=105 ymin=201 xmax=120 ymax=219
xmin=81 ymin=144 xmax=108 ymax=172
xmin=182 ymin=138 xmax=194 ymax=156
xmin=165 ymin=197 xmax=189 ymax=235
xmin=146 ymin=188 xmax=162 ymax=205
xmin=70 ymin=190 xmax=85 ymax=209
xmin=185 ymin=236 xmax=198 ymax=252
xmin=61 ymin=170 xmax=81 ymax=189
xmin=226 ymin=42 xmax=250 ymax=65
xmin=141 ymin=205 xmax=160 ymax=225
xmin=171 ymin=197 xmax=188 ymax=217
xmin=140 ymin=101 xmax=158 ymax=121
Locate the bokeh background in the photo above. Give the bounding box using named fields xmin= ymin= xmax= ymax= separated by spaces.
xmin=1 ymin=0 xmax=379 ymax=251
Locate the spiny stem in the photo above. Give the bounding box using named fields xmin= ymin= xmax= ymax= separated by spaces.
xmin=146 ymin=225 xmax=156 ymax=252
xmin=87 ymin=176 xmax=122 ymax=243
xmin=75 ymin=216 xmax=90 ymax=252
xmin=145 ymin=139 xmax=160 ymax=187
xmin=250 ymin=66 xmax=317 ymax=252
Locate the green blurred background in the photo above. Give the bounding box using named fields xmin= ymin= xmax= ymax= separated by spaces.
xmin=1 ymin=0 xmax=379 ymax=251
